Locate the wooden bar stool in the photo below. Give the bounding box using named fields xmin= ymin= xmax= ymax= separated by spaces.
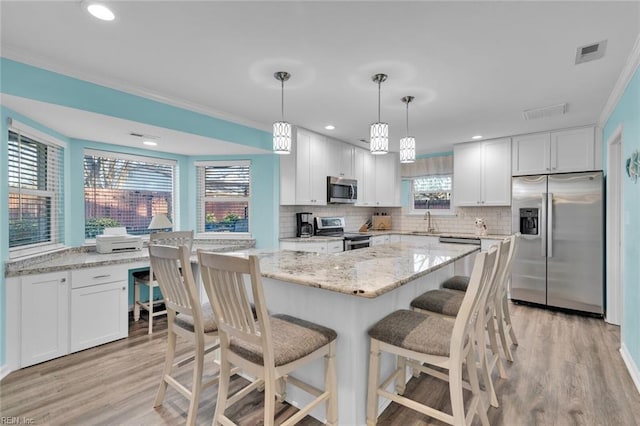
xmin=366 ymin=247 xmax=498 ymax=426
xmin=198 ymin=250 xmax=339 ymax=426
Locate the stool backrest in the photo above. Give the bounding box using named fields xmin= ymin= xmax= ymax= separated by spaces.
xmin=198 ymin=252 xmax=274 ymax=366
xmin=149 ymin=244 xmax=200 ymax=322
xmin=450 ymin=245 xmax=499 ymax=363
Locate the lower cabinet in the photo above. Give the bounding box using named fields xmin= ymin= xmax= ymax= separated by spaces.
xmin=14 ymin=265 xmax=129 ymax=368
xmin=280 ymin=240 xmax=344 ymax=254
xmin=70 ymin=274 xmax=128 ymax=353
xmin=20 ymin=271 xmax=70 ymax=368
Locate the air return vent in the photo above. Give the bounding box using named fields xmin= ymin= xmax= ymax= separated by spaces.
xmin=575 ymin=40 xmax=607 ymax=65
xmin=129 ymin=132 xmax=159 ymax=139
xmin=522 ymin=103 xmax=568 ymax=121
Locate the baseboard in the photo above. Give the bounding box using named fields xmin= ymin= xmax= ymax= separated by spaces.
xmin=0 ymin=363 xmax=12 ymax=381
xmin=620 ymin=343 xmax=640 ymax=395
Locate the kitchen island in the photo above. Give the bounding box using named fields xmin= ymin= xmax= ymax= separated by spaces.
xmin=223 ymin=241 xmax=479 ymax=425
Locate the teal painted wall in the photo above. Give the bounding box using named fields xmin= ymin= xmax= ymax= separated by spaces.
xmin=1 ymin=58 xmax=272 ymax=151
xmin=603 ymin=65 xmax=640 ymax=370
xmin=0 ymin=59 xmax=280 ymax=369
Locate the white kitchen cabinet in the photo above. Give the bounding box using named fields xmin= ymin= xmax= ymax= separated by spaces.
xmin=281 ymin=240 xmax=332 ymax=254
xmin=370 ymin=235 xmax=390 ymax=246
xmin=20 ymin=271 xmax=70 ymax=367
xmin=512 ymin=127 xmax=597 ymax=175
xmin=354 ymin=148 xmax=376 ymax=206
xmin=354 ymin=148 xmax=400 ymax=207
xmin=374 ymin=153 xmax=401 ymax=206
xmin=454 ymin=138 xmax=511 ymax=206
xmin=326 ymin=138 xmax=354 ymax=178
xmin=280 ymin=128 xmax=328 ymax=206
xmin=70 ymin=265 xmax=128 ymax=353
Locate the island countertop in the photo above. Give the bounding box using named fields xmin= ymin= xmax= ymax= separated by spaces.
xmin=220 ymin=241 xmax=479 ymax=298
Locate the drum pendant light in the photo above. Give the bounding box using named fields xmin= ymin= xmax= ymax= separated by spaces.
xmin=400 ymin=96 xmax=416 ymax=163
xmin=273 ymin=71 xmax=292 ymax=154
xmin=370 ymin=73 xmax=389 ymax=155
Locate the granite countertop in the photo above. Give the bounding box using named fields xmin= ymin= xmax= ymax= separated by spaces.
xmin=223 ymin=241 xmax=479 ymax=299
xmin=5 ymin=239 xmax=256 ymax=277
xmin=280 ymin=230 xmax=507 ymax=242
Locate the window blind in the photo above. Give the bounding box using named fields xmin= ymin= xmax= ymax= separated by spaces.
xmin=195 ymin=161 xmax=250 ymax=233
xmin=8 ymin=130 xmax=64 ymax=249
xmin=83 ymin=151 xmax=176 ymax=238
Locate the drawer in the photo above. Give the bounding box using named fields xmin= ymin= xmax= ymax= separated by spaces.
xmin=71 ymin=265 xmax=127 ymax=289
xmin=327 ymin=241 xmax=344 ymax=253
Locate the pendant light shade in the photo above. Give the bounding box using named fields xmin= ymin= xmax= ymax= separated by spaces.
xmin=370 ymin=73 xmax=389 ymax=155
xmin=273 ymin=71 xmax=292 ymax=154
xmin=400 ymin=96 xmax=416 ymax=163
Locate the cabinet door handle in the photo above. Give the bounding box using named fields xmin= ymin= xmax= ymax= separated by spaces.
xmin=93 ymin=274 xmax=111 ymax=279
xmin=60 ymin=278 xmax=66 ymax=283
xmin=122 ymin=287 xmax=126 ymax=291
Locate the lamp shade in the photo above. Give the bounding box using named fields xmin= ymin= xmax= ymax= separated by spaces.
xmin=370 ymin=122 xmax=389 ymax=155
xmin=400 ymin=136 xmax=416 ymax=163
xmin=148 ymin=214 xmax=172 ymax=230
xmin=273 ymin=121 xmax=292 ymax=154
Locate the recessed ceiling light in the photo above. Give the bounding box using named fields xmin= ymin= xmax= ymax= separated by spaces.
xmin=325 ymin=125 xmax=335 ymax=130
xmin=85 ymin=2 xmax=115 ymax=21
xmin=143 ymin=141 xmax=157 ymax=146
xmin=472 ymin=135 xmax=483 ymax=140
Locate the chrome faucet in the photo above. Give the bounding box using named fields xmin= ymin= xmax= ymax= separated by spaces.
xmin=424 ymin=210 xmax=435 ymax=233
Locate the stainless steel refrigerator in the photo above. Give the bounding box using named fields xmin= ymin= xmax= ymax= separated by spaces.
xmin=511 ymin=171 xmax=604 ymax=315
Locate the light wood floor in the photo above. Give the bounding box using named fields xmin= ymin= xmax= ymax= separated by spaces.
xmin=1 ymin=303 xmax=639 ymax=425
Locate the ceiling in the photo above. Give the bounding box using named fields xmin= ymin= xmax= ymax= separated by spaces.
xmin=1 ymin=1 xmax=639 ymax=156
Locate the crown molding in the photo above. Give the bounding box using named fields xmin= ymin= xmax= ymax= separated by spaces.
xmin=599 ymin=34 xmax=640 ymax=126
xmin=1 ymin=46 xmax=272 ymax=133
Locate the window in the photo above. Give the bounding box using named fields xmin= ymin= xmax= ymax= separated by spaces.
xmin=196 ymin=161 xmax=250 ymax=234
xmin=410 ymin=174 xmax=453 ymax=212
xmin=83 ymin=150 xmax=176 ymax=239
xmin=402 ymin=155 xmax=454 ymax=215
xmin=8 ymin=128 xmax=64 ymax=252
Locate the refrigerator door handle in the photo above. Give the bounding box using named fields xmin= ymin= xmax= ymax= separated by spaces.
xmin=547 ymin=192 xmax=553 ymax=258
xmin=541 ymin=193 xmax=547 ymax=257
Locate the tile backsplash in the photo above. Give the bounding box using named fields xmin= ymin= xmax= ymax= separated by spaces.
xmin=279 ymin=205 xmax=379 ymax=238
xmin=393 ymin=206 xmax=512 ymax=236
xmin=279 ymin=205 xmax=512 ymax=238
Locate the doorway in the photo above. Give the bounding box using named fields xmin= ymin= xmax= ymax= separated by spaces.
xmin=606 ymin=125 xmax=623 ymax=325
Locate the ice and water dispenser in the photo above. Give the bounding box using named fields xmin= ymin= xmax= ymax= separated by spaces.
xmin=519 ymin=208 xmax=539 ymax=235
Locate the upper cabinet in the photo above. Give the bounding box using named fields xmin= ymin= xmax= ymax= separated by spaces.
xmin=281 ymin=128 xmax=400 ymax=207
xmin=326 ymin=138 xmax=354 ymax=179
xmin=354 ymin=148 xmax=400 ymax=207
xmin=280 ymin=128 xmax=328 ymax=206
xmin=454 ymin=138 xmax=511 ymax=206
xmin=512 ymin=127 xmax=599 ymax=175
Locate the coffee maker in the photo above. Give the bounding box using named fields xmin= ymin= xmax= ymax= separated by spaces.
xmin=296 ymin=212 xmax=314 ymax=238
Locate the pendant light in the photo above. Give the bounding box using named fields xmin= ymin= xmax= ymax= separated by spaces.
xmin=400 ymin=96 xmax=416 ymax=163
xmin=273 ymin=71 xmax=292 ymax=154
xmin=370 ymin=73 xmax=389 ymax=155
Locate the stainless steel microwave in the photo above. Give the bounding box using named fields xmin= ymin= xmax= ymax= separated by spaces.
xmin=327 ymin=176 xmax=357 ymax=204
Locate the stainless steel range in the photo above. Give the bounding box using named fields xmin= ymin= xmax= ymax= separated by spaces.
xmin=314 ymin=216 xmax=371 ymax=251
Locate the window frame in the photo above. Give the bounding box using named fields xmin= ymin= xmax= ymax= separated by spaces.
xmin=8 ymin=121 xmax=66 ymax=258
xmin=195 ymin=160 xmax=251 ymax=238
xmin=407 ymin=173 xmax=456 ymax=216
xmin=83 ymin=149 xmax=177 ymax=242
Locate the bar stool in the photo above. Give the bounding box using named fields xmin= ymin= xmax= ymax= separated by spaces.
xmin=133 ymin=230 xmax=193 ymax=334
xmin=366 ymin=247 xmax=498 ymax=426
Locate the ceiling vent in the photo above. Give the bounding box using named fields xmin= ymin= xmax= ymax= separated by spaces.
xmin=522 ymin=103 xmax=568 ymax=121
xmin=575 ymin=40 xmax=607 ymax=65
xmin=129 ymin=132 xmax=159 ymax=139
